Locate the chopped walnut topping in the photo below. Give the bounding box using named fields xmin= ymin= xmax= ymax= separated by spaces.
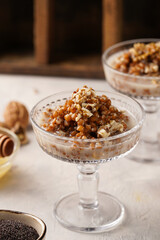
xmin=42 ymin=86 xmax=129 ymax=139
xmin=97 ymin=129 xmax=110 ymax=138
xmin=75 ymin=113 xmax=81 ymax=122
xmin=81 ymin=107 xmax=93 ymax=118
xmin=113 ymin=42 xmax=160 ymax=76
xmin=97 ymin=120 xmax=125 ymax=138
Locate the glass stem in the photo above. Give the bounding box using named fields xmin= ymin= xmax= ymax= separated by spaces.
xmin=141 ymin=100 xmax=160 ymax=143
xmin=77 ymin=164 xmax=99 ymax=209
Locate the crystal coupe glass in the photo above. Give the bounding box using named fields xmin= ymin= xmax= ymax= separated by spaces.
xmin=103 ymin=39 xmax=160 ymax=162
xmin=30 ymin=90 xmax=144 ymax=233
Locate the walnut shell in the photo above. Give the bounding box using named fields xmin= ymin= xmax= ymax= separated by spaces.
xmin=11 ymin=123 xmax=29 ymax=145
xmin=4 ymin=101 xmax=29 ymax=129
xmin=0 ymin=121 xmax=9 ymax=129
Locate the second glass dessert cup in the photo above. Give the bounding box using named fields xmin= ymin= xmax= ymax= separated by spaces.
xmin=30 ymin=91 xmax=144 ymax=233
xmin=102 ymin=39 xmax=160 ymax=162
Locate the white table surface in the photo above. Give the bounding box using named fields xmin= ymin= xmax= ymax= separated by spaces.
xmin=0 ymin=74 xmax=160 ymax=240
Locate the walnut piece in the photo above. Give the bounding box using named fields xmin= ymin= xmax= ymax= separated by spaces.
xmin=3 ymin=101 xmax=29 ymax=145
xmin=4 ymin=101 xmax=29 ymax=129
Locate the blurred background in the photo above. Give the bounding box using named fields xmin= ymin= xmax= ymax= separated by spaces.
xmin=0 ymin=0 xmax=159 ymax=79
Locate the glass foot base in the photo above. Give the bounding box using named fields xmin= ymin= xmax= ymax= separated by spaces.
xmin=54 ymin=192 xmax=125 ymax=233
xmin=128 ymin=139 xmax=160 ymax=163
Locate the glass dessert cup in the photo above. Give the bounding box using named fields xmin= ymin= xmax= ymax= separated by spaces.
xmin=103 ymin=38 xmax=160 ymax=163
xmin=30 ymin=91 xmax=144 ymax=233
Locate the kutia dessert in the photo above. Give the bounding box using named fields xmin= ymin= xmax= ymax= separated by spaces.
xmin=33 ymin=86 xmax=140 ymax=162
xmin=104 ymin=41 xmax=160 ymax=97
xmin=0 ymin=219 xmax=39 ymax=240
xmin=42 ymin=86 xmax=130 ymax=139
xmin=113 ymin=42 xmax=160 ymax=76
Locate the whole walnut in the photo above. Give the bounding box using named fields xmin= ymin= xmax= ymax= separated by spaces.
xmin=4 ymin=101 xmax=29 ymax=129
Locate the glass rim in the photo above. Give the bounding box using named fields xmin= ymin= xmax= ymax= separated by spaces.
xmin=30 ymin=90 xmax=145 ymax=143
xmin=102 ymin=38 xmax=160 ymax=80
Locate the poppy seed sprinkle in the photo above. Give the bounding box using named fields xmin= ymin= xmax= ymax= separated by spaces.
xmin=0 ymin=219 xmax=39 ymax=240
